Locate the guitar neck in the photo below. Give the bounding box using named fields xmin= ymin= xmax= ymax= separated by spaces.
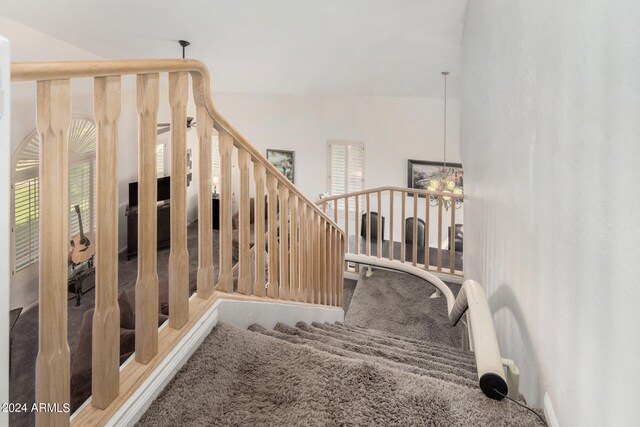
xmin=75 ymin=205 xmax=86 ymax=240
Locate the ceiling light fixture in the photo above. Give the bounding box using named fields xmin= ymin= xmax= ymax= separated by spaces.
xmin=426 ymin=71 xmax=463 ymax=211
xmin=179 ymin=40 xmax=190 ymax=59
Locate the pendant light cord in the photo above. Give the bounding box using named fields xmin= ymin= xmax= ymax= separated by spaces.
xmin=442 ymin=71 xmax=449 ymax=169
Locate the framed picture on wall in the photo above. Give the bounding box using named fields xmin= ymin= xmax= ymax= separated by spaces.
xmin=266 ymin=149 xmax=295 ymax=183
xmin=407 ymin=159 xmax=464 ymax=193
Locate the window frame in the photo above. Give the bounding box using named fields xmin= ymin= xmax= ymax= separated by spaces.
xmin=11 ymin=116 xmax=97 ymax=281
xmin=326 ymin=139 xmax=366 ymax=213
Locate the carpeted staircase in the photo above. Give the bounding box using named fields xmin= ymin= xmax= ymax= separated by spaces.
xmin=138 ymin=271 xmax=544 ymax=426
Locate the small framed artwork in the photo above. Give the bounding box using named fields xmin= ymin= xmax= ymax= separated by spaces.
xmin=266 ymin=149 xmax=295 ymax=183
xmin=407 ymin=159 xmax=463 ymax=193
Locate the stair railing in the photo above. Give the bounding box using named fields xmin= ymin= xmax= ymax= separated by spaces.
xmin=345 ymin=254 xmax=513 ymax=401
xmin=11 ymin=59 xmax=345 ymax=426
xmin=318 ymin=186 xmax=463 ymax=277
xmin=323 ymin=187 xmax=517 ymax=400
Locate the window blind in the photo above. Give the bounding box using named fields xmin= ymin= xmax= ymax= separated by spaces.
xmin=327 ymin=140 xmax=365 ymax=212
xmin=13 ymin=177 xmax=39 ymax=273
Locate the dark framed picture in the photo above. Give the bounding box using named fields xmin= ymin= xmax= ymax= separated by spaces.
xmin=266 ymin=149 xmax=295 ymax=183
xmin=407 ymin=159 xmax=463 ymax=193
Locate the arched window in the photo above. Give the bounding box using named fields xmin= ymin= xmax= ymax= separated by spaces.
xmin=12 ymin=116 xmax=97 ymax=278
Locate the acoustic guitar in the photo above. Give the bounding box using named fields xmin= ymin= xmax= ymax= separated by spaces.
xmin=69 ymin=204 xmax=95 ymax=265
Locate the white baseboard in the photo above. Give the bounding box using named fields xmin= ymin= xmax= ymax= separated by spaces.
xmin=343 ymin=270 xmax=360 ymax=281
xmin=77 ymin=297 xmax=343 ymax=427
xmin=543 ymin=392 xmax=559 ymax=427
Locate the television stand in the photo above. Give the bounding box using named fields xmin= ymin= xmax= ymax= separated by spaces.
xmin=125 ymin=201 xmax=171 ymax=260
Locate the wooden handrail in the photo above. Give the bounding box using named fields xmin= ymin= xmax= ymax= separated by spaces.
xmin=317 ymin=185 xmax=464 ymax=204
xmin=345 ymin=254 xmax=508 ymax=401
xmin=323 ymin=186 xmax=463 ymax=278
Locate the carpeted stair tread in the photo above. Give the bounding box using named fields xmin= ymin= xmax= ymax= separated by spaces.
xmin=324 ymin=321 xmax=476 ymax=363
xmin=314 ymin=321 xmax=477 ymax=368
xmin=274 ymin=322 xmax=478 ymax=383
xmin=248 ymin=324 xmax=478 ymax=389
xmin=138 ymin=322 xmax=543 ymax=426
xmin=336 ymin=321 xmax=473 ymax=356
xmin=305 ymin=322 xmax=477 ymax=374
xmin=295 ymin=322 xmax=476 ymax=380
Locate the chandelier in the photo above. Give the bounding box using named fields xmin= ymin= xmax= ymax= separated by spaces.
xmin=427 ymin=71 xmax=463 ymax=211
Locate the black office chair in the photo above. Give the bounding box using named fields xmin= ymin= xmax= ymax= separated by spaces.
xmin=448 ymin=224 xmax=463 ymax=252
xmin=360 ymin=212 xmax=385 ymax=241
xmin=405 ymin=217 xmax=426 ymax=247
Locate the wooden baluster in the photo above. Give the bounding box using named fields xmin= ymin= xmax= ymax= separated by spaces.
xmin=35 ymin=79 xmax=71 ymax=426
xmin=344 ymin=196 xmax=349 ymax=265
xmin=338 ymin=229 xmax=343 ymax=307
xmin=299 ymin=200 xmax=307 ymax=302
xmin=267 ymin=173 xmax=279 ymax=298
xmin=335 ymin=227 xmax=340 ymax=307
xmin=437 ymin=195 xmax=443 ymax=272
xmin=279 ymin=185 xmax=290 ymax=299
xmin=331 ymin=228 xmax=337 ymax=307
xmin=316 ymin=215 xmax=325 ymax=304
xmin=389 ymin=190 xmax=394 ymax=261
xmin=366 ymin=193 xmax=371 ymax=256
xmin=318 ymin=222 xmax=329 ymax=305
xmin=135 ymin=73 xmax=160 ymax=364
xmin=425 ymin=195 xmax=430 ymax=270
xmin=289 ymin=193 xmax=299 ymax=300
xmin=314 ymin=212 xmax=321 ymax=304
xmin=355 ymin=196 xmax=362 ymax=255
xmin=195 ymin=84 xmax=215 ymax=300
xmin=307 ymin=211 xmax=317 ymax=304
xmin=92 ymin=76 xmax=121 ymax=409
xmin=217 ymin=130 xmax=234 ymax=292
xmin=168 ymin=72 xmax=189 ymax=328
xmin=450 ymin=198 xmax=456 ymax=274
xmin=412 ymin=192 xmax=418 ymax=267
xmin=354 ymin=195 xmax=360 ymax=273
xmin=327 ymin=223 xmax=333 ymax=306
xmin=400 ymin=191 xmax=406 ymax=263
xmin=334 ymin=199 xmax=338 ymax=223
xmin=377 ymin=191 xmax=382 ymax=258
xmin=237 ymin=148 xmax=251 ymax=295
xmin=253 ymin=163 xmax=266 ymax=297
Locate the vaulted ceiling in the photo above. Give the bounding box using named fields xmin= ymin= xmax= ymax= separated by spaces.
xmin=2 ymin=0 xmax=467 ymax=97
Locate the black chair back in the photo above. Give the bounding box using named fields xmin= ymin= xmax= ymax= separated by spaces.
xmin=405 ymin=217 xmax=426 ymax=246
xmin=448 ymin=224 xmax=463 ymax=252
xmin=360 ymin=212 xmax=385 ymax=241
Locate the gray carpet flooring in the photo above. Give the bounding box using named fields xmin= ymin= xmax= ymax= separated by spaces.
xmin=137 ymin=322 xmax=543 ymax=426
xmin=345 ymin=268 xmax=463 ymax=347
xmin=137 ymin=269 xmax=544 ymax=426
xmin=342 ymin=278 xmax=358 ymax=313
xmin=9 ymin=222 xmax=217 ymax=427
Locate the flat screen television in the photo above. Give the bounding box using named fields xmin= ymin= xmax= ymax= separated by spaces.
xmin=129 ymin=176 xmax=171 ymax=208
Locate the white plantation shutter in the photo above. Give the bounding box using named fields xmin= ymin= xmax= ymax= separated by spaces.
xmin=13 ymin=177 xmax=39 ymax=273
xmin=212 ymin=135 xmax=220 ymax=177
xmin=69 ymin=159 xmax=95 ymax=238
xmin=329 ymin=144 xmax=347 ymax=196
xmin=12 ymin=117 xmax=97 ymax=275
xmin=327 ymin=140 xmax=365 ymax=212
xmin=156 ymin=143 xmax=166 ymax=177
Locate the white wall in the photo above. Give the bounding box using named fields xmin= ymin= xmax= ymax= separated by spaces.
xmin=1 ymin=34 xmax=12 ymax=427
xmin=461 ymin=1 xmax=640 ymax=426
xmin=213 ymin=92 xmax=460 ymax=200
xmin=213 ymin=91 xmax=462 ymax=244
